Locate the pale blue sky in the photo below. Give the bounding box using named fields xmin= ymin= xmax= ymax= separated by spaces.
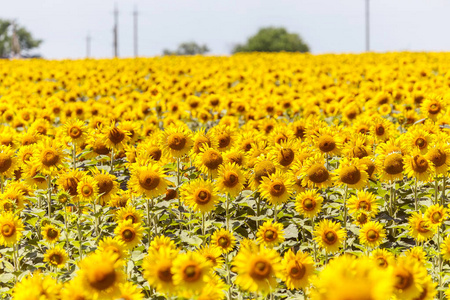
xmin=2 ymin=0 xmax=450 ymax=59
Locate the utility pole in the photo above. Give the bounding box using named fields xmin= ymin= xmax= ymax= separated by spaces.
xmin=365 ymin=0 xmax=370 ymax=52
xmin=86 ymin=33 xmax=91 ymax=58
xmin=113 ymin=3 xmax=119 ymax=57
xmin=11 ymin=20 xmax=21 ymax=57
xmin=133 ymin=6 xmax=138 ymax=57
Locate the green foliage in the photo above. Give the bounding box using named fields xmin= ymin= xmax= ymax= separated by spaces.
xmin=0 ymin=19 xmax=42 ymax=57
xmin=163 ymin=41 xmax=209 ymax=56
xmin=233 ymin=26 xmax=309 ymax=54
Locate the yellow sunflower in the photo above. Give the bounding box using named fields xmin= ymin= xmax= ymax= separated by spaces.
xmin=210 ymin=228 xmax=236 ymax=254
xmin=117 ymin=282 xmax=144 ymax=300
xmin=12 ymin=271 xmax=61 ymax=300
xmin=143 ymin=246 xmax=179 ymax=295
xmin=91 ymin=168 xmax=119 ymax=205
xmin=300 ymin=153 xmax=333 ymax=189
xmin=370 ymin=248 xmax=395 ymax=269
xmin=196 ymin=244 xmax=224 ymax=271
xmin=194 ymin=145 xmax=224 ymax=178
xmin=359 ymin=221 xmax=386 ymax=249
xmin=216 ymin=162 xmax=245 ymax=197
xmin=376 ymin=151 xmax=404 ymax=182
xmin=295 ymin=189 xmax=323 ymax=218
xmin=114 ymin=219 xmax=144 ymax=250
xmin=233 ymin=244 xmax=282 ymax=295
xmin=393 ymin=257 xmax=428 ymax=300
xmin=0 ymin=145 xmax=18 ymax=179
xmin=334 ymin=157 xmax=369 ymax=190
xmin=256 ymin=220 xmax=285 ymax=248
xmin=128 ymin=162 xmax=168 ymax=199
xmin=44 ymin=246 xmax=68 ymax=268
xmin=404 ymin=246 xmax=427 ymax=264
xmin=424 ymin=203 xmax=448 ymax=227
xmin=0 ymin=212 xmax=24 ymax=246
xmin=31 ymin=138 xmax=68 ymax=175
xmin=281 ymin=249 xmax=315 ymax=290
xmin=159 ymin=125 xmax=193 ymax=159
xmin=440 ymin=235 xmax=450 ymax=261
xmin=171 ymin=251 xmax=212 ymax=295
xmin=77 ymin=251 xmax=126 ymax=300
xmin=97 ymin=236 xmax=128 ymax=261
xmin=313 ymin=219 xmax=346 ymax=254
xmin=102 ymin=121 xmax=131 ymax=150
xmin=115 ymin=205 xmax=144 ymax=225
xmin=64 ymin=118 xmax=88 ymax=146
xmin=421 ymin=94 xmax=446 ymax=121
xmin=408 ymin=212 xmax=435 ymax=243
xmin=149 ymin=235 xmax=177 ymax=252
xmin=76 ymin=176 xmax=99 ymax=203
xmin=181 ymin=178 xmax=219 ymax=213
xmin=42 ymin=224 xmax=61 ymax=244
xmin=259 ymin=169 xmax=294 ymax=206
xmin=426 ymin=140 xmax=450 ymax=175
xmin=347 ymin=190 xmax=380 ymax=218
xmin=403 ymin=151 xmax=435 ymax=182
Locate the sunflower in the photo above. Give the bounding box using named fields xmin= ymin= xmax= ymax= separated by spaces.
xmin=195 ymin=146 xmax=224 ymax=178
xmin=115 ymin=205 xmax=144 ymax=225
xmin=210 ymin=124 xmax=235 ymax=152
xmin=117 ymin=282 xmax=144 ymax=300
xmin=421 ymin=94 xmax=446 ymax=121
xmin=91 ymin=169 xmax=119 ymax=205
xmin=31 ymin=138 xmax=68 ymax=175
xmin=271 ymin=139 xmax=298 ymax=169
xmin=347 ymin=191 xmax=380 ymax=218
xmin=300 ymin=153 xmax=333 ymax=189
xmin=12 ymin=271 xmax=61 ymax=300
xmin=160 ymin=125 xmax=193 ymax=159
xmin=376 ymin=151 xmax=405 ymax=182
xmin=114 ymin=219 xmax=144 ymax=250
xmin=426 ymin=140 xmax=450 ymax=175
xmin=171 ymin=251 xmax=212 ymax=295
xmin=310 ymin=255 xmax=393 ymax=300
xmin=359 ymin=221 xmax=386 ymax=248
xmin=233 ymin=244 xmax=282 ymax=295
xmin=197 ymin=273 xmax=227 ymax=300
xmin=216 ymin=162 xmax=245 ymax=197
xmin=408 ymin=212 xmax=435 ymax=243
xmin=44 ymin=246 xmax=68 ymax=268
xmin=60 ymin=277 xmax=91 ymax=300
xmin=64 ymin=118 xmax=88 ymax=146
xmin=424 ymin=203 xmax=448 ymax=227
xmin=102 ymin=121 xmax=131 ymax=150
xmin=196 ymin=244 xmax=224 ymax=271
xmin=341 ymin=133 xmax=372 ymax=159
xmin=121 ymin=120 xmax=141 ymax=145
xmin=2 ymin=187 xmax=27 ymax=211
xmin=77 ymin=176 xmax=99 ymax=203
xmin=210 ymin=228 xmax=236 ymax=254
xmin=404 ymin=246 xmax=427 ymax=264
xmin=190 ymin=128 xmax=218 ymax=156
xmin=403 ymin=151 xmax=435 ymax=182
xmin=295 ymin=189 xmax=323 ymax=218
xmin=149 ymin=235 xmax=177 ymax=252
xmin=181 ymin=178 xmax=219 ymax=213
xmin=56 ymin=169 xmax=85 ymax=198
xmin=280 ymin=249 xmax=315 ymax=290
xmin=16 ymin=144 xmax=35 ymax=167
xmin=128 ymin=162 xmax=168 ymax=199
xmin=256 ymin=220 xmax=285 ymax=248
xmin=440 ymin=235 xmax=450 ymax=261
xmin=77 ymin=251 xmax=126 ymax=300
xmin=312 ymin=127 xmax=341 ymax=156
xmin=313 ymin=219 xmax=346 ymax=254
xmin=370 ymin=248 xmax=395 ymax=269
xmin=42 ymin=224 xmax=61 ymax=244
xmin=405 ymin=127 xmax=432 ymax=155
xmin=0 ymin=145 xmax=18 ymax=179
xmin=222 ymin=148 xmax=246 ymax=167
xmin=97 ymin=236 xmax=128 ymax=261
xmin=393 ymin=257 xmax=428 ymax=300
xmin=0 ymin=212 xmax=24 ymax=246
xmin=136 ymin=139 xmax=165 ymax=164
xmin=249 ymin=153 xmax=277 ymax=190
xmin=333 ymin=158 xmax=369 ymax=190
xmin=259 ymin=169 xmax=294 ymax=206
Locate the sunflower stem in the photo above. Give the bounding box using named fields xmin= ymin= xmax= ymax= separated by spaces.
xmin=435 ymin=177 xmax=439 ymax=205
xmin=77 ymin=200 xmax=83 ymax=259
xmin=146 ymin=199 xmax=152 ymax=246
xmin=110 ymin=148 xmax=114 ymax=174
xmin=47 ymin=174 xmax=52 ymax=218
xmin=414 ymin=178 xmax=418 ymax=211
xmin=273 ymin=204 xmax=278 ymax=222
xmin=256 ymin=195 xmax=261 ymax=228
xmin=226 ymin=194 xmax=230 ymax=231
xmin=152 ymin=199 xmax=158 ymax=236
xmin=437 ymin=224 xmax=443 ymax=300
xmin=93 ymin=198 xmax=99 ymax=237
xmin=202 ymin=212 xmax=206 ymax=236
xmin=176 ymin=158 xmax=183 ymax=223
xmin=312 ymin=217 xmax=317 ymax=263
xmin=72 ymin=143 xmax=76 ymax=170
xmin=64 ymin=204 xmax=70 ymax=255
xmin=225 ymin=253 xmax=232 ymax=300
xmin=343 ymin=185 xmax=348 ymax=251
xmin=0 ymin=175 xmax=3 ymax=193
xmin=442 ymin=175 xmax=446 ymax=205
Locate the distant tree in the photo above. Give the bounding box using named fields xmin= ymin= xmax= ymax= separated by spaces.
xmin=163 ymin=42 xmax=209 ymax=56
xmin=233 ymin=27 xmax=309 ymax=54
xmin=0 ymin=19 xmax=42 ymax=58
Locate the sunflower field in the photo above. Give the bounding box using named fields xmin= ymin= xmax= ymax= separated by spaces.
xmin=0 ymin=52 xmax=450 ymax=299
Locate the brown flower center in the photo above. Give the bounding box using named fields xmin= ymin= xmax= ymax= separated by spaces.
xmin=148 ymin=147 xmax=162 ymax=161
xmin=157 ymin=265 xmax=173 ymax=283
xmin=95 ymin=175 xmax=114 ymax=196
xmin=415 ymin=137 xmax=427 ymax=149
xmin=194 ymin=189 xmax=212 ymax=205
xmin=122 ymin=229 xmax=135 ymax=241
xmin=303 ymin=198 xmax=316 ymax=211
xmin=307 ymin=164 xmax=329 ymax=184
xmin=138 ymin=171 xmax=160 ymax=191
xmin=278 ymin=148 xmax=295 ymax=166
xmin=428 ymin=102 xmax=441 ymax=115
xmin=223 ymin=172 xmax=239 ymax=188
xmin=254 ymin=161 xmax=276 ymax=184
xmin=124 ymin=214 xmax=137 ymax=223
xmin=318 ymin=135 xmax=336 ymax=153
xmin=108 ymin=127 xmax=125 ymax=145
xmin=88 ymin=267 xmax=117 ymax=291
xmin=49 ymin=254 xmax=63 ymax=265
xmin=384 ymin=153 xmax=403 ymax=175
xmin=263 ymin=229 xmax=277 ymax=242
xmin=167 ymin=133 xmax=187 ymax=151
xmin=431 ymin=211 xmax=443 ymax=224
xmin=250 ymin=259 xmax=271 ymax=280
xmin=193 ymin=136 xmax=211 ymax=154
xmin=202 ymin=149 xmax=223 ymax=170
xmin=183 ymin=264 xmax=201 ymax=282
xmin=323 ymin=231 xmax=337 ymax=244
xmin=411 ymin=155 xmax=429 ymax=173
xmin=288 ymin=261 xmax=306 ymax=280
xmin=340 ymin=166 xmax=362 ymax=185
xmin=218 ymin=236 xmax=230 ymax=248
xmin=269 ymin=182 xmax=286 ymax=197
xmin=47 ymin=228 xmax=59 ymax=239
xmin=1 ymin=223 xmax=15 ymax=237
xmin=81 ymin=185 xmax=93 ymax=197
xmin=428 ymin=149 xmax=446 ymax=167
xmin=375 ymin=124 xmax=385 ymax=136
xmin=69 ymin=126 xmax=82 ymax=139
xmin=218 ymin=133 xmax=231 ymax=149
xmin=394 ymin=267 xmax=413 ymax=290
xmin=42 ymin=149 xmax=59 ymax=167
xmin=366 ymin=229 xmax=379 ymax=241
xmin=0 ymin=153 xmax=12 ymax=173
xmin=417 ymin=221 xmax=430 ymax=233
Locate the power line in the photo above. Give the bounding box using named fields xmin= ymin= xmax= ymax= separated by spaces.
xmin=113 ymin=3 xmax=119 ymax=57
